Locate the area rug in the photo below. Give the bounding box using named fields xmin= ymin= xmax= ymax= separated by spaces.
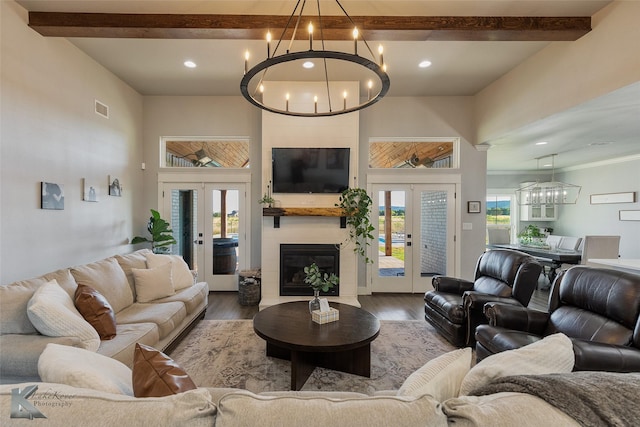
xmin=168 ymin=319 xmax=456 ymax=394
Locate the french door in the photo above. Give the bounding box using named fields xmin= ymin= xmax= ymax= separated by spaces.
xmin=370 ymin=184 xmax=456 ymax=293
xmin=162 ymin=182 xmax=248 ymax=291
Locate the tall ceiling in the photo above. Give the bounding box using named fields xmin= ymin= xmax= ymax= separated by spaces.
xmin=15 ymin=0 xmax=639 ymax=172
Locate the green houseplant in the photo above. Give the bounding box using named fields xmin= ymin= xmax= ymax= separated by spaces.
xmin=303 ymin=262 xmax=339 ymax=312
xmin=336 ymin=188 xmax=375 ymax=264
xmin=517 ymin=224 xmax=545 ymax=246
xmin=131 ymin=209 xmax=177 ymax=253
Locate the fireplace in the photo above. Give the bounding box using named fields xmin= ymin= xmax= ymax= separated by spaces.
xmin=280 ymin=244 xmax=340 ymax=296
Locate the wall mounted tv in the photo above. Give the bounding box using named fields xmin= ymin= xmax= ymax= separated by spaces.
xmin=272 ymin=148 xmax=350 ymax=194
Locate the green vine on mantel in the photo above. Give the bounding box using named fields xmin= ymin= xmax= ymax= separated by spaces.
xmin=336 ymin=188 xmax=375 ymax=264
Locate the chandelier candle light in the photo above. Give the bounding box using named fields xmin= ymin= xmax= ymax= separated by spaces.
xmin=240 ymin=0 xmax=390 ymax=117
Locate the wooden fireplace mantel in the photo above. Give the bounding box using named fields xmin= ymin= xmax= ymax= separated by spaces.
xmin=262 ymin=207 xmax=347 ymax=228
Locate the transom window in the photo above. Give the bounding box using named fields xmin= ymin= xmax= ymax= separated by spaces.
xmin=162 ymin=138 xmax=250 ymax=168
xmin=368 ymin=139 xmax=457 ymax=169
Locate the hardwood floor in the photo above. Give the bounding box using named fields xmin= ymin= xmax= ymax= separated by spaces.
xmin=205 ymin=292 xmax=425 ymax=321
xmin=205 ymin=288 xmax=549 ymax=321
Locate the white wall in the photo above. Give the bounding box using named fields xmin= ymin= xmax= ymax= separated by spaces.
xmin=0 ymin=1 xmax=144 ymax=284
xmin=554 ymin=157 xmax=640 ymax=258
xmin=475 ymin=1 xmax=640 ymax=143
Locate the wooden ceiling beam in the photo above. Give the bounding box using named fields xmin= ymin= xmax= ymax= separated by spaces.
xmin=28 ymin=12 xmax=591 ymax=41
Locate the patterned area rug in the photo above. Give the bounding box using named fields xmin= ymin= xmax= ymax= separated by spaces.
xmin=168 ymin=319 xmax=456 ymax=394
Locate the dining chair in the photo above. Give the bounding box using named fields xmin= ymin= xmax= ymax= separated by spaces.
xmin=558 ymin=235 xmax=621 ymax=272
xmin=580 ymin=235 xmax=621 ymax=264
xmin=558 ymin=236 xmax=582 ymax=251
xmin=487 ymin=228 xmax=511 ymax=244
xmin=545 ymin=235 xmax=562 ymax=249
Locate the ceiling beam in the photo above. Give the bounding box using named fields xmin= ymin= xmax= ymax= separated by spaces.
xmin=28 ymin=13 xmax=591 ymax=41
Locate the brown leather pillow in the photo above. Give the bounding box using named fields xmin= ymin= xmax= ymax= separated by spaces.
xmin=132 ymin=343 xmax=197 ymax=397
xmin=74 ymin=284 xmax=117 ymax=340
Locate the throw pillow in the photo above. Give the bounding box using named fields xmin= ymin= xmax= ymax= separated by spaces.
xmin=131 ymin=261 xmax=175 ymax=303
xmin=74 ymin=284 xmax=117 ymax=340
xmin=38 ymin=343 xmax=133 ymax=396
xmin=27 ymin=279 xmax=100 ymax=351
xmin=459 ymin=333 xmax=574 ymax=395
xmin=146 ymin=253 xmax=194 ymax=290
xmin=132 ymin=343 xmax=197 ymax=397
xmin=70 ymin=257 xmax=134 ymax=314
xmin=397 ymin=347 xmax=472 ymax=401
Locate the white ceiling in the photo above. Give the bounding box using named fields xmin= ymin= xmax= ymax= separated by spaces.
xmin=16 ymin=0 xmax=639 ymax=172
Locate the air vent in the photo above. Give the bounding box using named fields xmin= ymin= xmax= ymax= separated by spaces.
xmin=95 ymin=100 xmax=109 ymax=118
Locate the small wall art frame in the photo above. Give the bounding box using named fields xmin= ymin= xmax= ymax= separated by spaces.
xmin=619 ymin=210 xmax=640 ymax=221
xmin=41 ymin=181 xmax=64 ymax=210
xmin=590 ymin=191 xmax=636 ymax=204
xmin=468 ymin=201 xmax=481 ymax=213
xmin=83 ymin=178 xmax=99 ymax=202
xmin=109 ymin=175 xmax=122 ymax=196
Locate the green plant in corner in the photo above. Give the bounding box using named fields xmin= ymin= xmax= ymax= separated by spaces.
xmin=131 ymin=209 xmax=177 ymax=253
xmin=336 ymin=187 xmax=375 ymax=263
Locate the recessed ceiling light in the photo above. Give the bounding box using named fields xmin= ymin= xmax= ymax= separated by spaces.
xmin=302 ymin=61 xmax=315 ymax=69
xmin=418 ymin=60 xmax=432 ymax=68
xmin=542 ymin=163 xmax=553 ymax=167
xmin=183 ymin=60 xmax=197 ymax=68
xmin=535 ymin=141 xmax=548 ymax=145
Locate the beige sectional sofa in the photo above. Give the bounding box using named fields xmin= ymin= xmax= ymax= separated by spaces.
xmin=0 ymin=382 xmax=583 ymax=427
xmin=0 ymin=334 xmax=605 ymax=427
xmin=0 ymin=249 xmax=208 ymax=383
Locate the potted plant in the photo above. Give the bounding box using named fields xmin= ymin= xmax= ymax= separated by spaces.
xmin=336 ymin=187 xmax=374 ymax=264
xmin=303 ymin=262 xmax=339 ymax=313
xmin=259 ymin=181 xmax=276 ymax=208
xmin=258 ymin=193 xmax=275 ymax=208
xmin=517 ymin=224 xmax=545 ymax=246
xmin=131 ymin=209 xmax=177 ymax=254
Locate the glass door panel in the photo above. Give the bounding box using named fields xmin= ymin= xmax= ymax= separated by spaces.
xmin=377 ymin=190 xmax=406 ymax=278
xmin=204 ymin=184 xmax=247 ymax=291
xmin=413 ymin=187 xmax=454 ymax=293
xmin=372 ymin=186 xmax=412 ymax=292
xmin=163 ymin=184 xmax=204 ymax=279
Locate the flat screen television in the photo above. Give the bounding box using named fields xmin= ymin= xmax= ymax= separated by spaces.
xmin=272 ymin=148 xmax=350 ymax=194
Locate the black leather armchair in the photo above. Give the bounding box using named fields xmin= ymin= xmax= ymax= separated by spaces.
xmin=475 ymin=266 xmax=640 ymax=372
xmin=424 ymin=249 xmax=542 ymax=347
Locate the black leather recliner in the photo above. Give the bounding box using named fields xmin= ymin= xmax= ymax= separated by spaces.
xmin=424 ymin=249 xmax=542 ymax=347
xmin=475 ymin=266 xmax=640 ymax=372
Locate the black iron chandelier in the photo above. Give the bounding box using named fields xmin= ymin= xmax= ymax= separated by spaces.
xmin=239 ymin=0 xmax=390 ymax=117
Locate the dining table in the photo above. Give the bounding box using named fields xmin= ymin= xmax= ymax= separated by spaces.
xmin=487 ymin=243 xmax=582 ymax=283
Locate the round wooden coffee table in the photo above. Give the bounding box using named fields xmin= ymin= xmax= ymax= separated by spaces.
xmin=253 ymin=301 xmax=380 ymax=390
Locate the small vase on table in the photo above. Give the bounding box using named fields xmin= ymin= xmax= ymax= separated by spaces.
xmin=309 ymin=289 xmax=321 ymax=313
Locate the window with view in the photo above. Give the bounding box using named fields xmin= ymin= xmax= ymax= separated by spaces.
xmin=486 ymin=194 xmax=513 ymax=244
xmin=162 ymin=138 xmax=250 ymax=168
